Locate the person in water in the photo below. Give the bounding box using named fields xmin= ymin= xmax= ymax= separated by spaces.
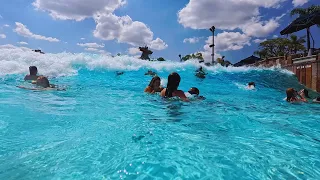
xmin=186 ymin=87 xmax=206 ymax=100
xmin=247 ymin=82 xmax=255 ymax=89
xmin=144 ymin=76 xmax=163 ymax=93
xmin=145 ymin=70 xmax=156 ymax=76
xmin=160 ymin=72 xmax=188 ymax=101
xmin=18 ymin=76 xmax=65 ymax=91
xmin=24 ymin=66 xmax=39 ymax=81
xmin=286 ymin=88 xmax=307 ymax=103
xmin=116 ymin=71 xmax=124 ymax=76
xmin=195 ymin=66 xmax=207 ymax=78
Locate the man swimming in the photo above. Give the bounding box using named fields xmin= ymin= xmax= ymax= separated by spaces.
xmin=24 ymin=66 xmax=39 ymax=81
xmin=18 ymin=76 xmax=65 ymax=91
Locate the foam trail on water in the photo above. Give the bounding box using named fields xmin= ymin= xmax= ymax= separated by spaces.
xmin=0 ymin=44 xmax=294 ymax=77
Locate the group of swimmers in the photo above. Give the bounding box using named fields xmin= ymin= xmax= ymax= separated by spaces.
xmin=144 ymin=72 xmax=205 ymax=101
xmin=18 ymin=66 xmax=320 ymax=103
xmin=18 ymin=66 xmax=64 ymax=90
xmin=286 ymin=88 xmax=320 ymax=103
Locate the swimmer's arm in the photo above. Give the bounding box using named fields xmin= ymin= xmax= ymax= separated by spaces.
xmin=176 ymin=90 xmax=190 ymax=102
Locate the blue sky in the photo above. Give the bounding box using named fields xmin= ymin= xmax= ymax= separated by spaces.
xmin=0 ymin=0 xmax=319 ymax=63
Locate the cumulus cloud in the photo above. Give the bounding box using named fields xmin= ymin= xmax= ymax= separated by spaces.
xmin=14 ymin=22 xmax=60 ymax=42
xmin=0 ymin=34 xmax=6 ymax=39
xmin=241 ymin=18 xmax=280 ymax=38
xmin=84 ymin=47 xmax=110 ymax=55
xmin=77 ymin=42 xmax=105 ymax=48
xmin=199 ymin=32 xmax=251 ymax=62
xmin=4 ymin=24 xmax=10 ymax=27
xmin=128 ymin=47 xmax=140 ymax=55
xmin=33 ymin=0 xmax=167 ymax=50
xmin=178 ymin=0 xmax=285 ymax=30
xmin=32 ymin=0 xmax=126 ymax=21
xmin=253 ymin=39 xmax=267 ymax=43
xmin=149 ymin=38 xmax=168 ymax=50
xmin=183 ymin=37 xmax=202 ymax=44
xmin=292 ymin=0 xmax=309 ymax=7
xmin=93 ymin=13 xmax=167 ymax=50
xmin=18 ymin=42 xmax=28 ymax=45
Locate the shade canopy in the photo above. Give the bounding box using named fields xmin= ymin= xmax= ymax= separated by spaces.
xmin=280 ymin=12 xmax=320 ymax=35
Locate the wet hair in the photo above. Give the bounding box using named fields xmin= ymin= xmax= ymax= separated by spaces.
xmin=36 ymin=76 xmax=50 ymax=88
xmin=29 ymin=66 xmax=38 ymax=75
xmin=303 ymin=89 xmax=310 ymax=98
xmin=286 ymin=88 xmax=296 ymax=102
xmin=165 ymin=72 xmax=181 ymax=98
xmin=248 ymin=82 xmax=255 ymax=87
xmin=317 ymin=97 xmax=320 ymax=101
xmin=148 ymin=76 xmax=161 ymax=88
xmin=188 ymin=87 xmax=200 ymax=95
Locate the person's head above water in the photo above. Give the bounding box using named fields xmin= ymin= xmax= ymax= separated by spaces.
xmin=248 ymin=82 xmax=255 ymax=87
xmin=188 ymin=87 xmax=200 ymax=96
xmin=166 ymin=72 xmax=181 ymax=97
xmin=149 ymin=76 xmax=161 ymax=89
xmin=36 ymin=76 xmax=50 ymax=88
xmin=286 ymin=88 xmax=297 ymax=101
xmin=29 ymin=66 xmax=38 ymax=75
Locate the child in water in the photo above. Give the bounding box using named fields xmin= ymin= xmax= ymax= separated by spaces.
xmin=144 ymin=76 xmax=163 ymax=94
xmin=185 ymin=87 xmax=206 ymax=100
xmin=247 ymin=82 xmax=255 ymax=89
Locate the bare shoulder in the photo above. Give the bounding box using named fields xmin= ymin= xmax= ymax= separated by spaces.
xmin=160 ymin=88 xmax=166 ymax=97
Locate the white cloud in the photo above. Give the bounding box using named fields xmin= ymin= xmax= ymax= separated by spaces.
xmin=14 ymin=22 xmax=60 ymax=42
xmin=292 ymin=0 xmax=309 ymax=7
xmin=4 ymin=24 xmax=10 ymax=27
xmin=77 ymin=42 xmax=105 ymax=48
xmin=178 ymin=0 xmax=285 ymax=31
xmin=32 ymin=0 xmax=126 ymax=21
xmin=214 ymin=32 xmax=251 ymax=52
xmin=93 ymin=13 xmax=167 ymax=50
xmin=18 ymin=42 xmax=28 ymax=45
xmin=241 ymin=18 xmax=280 ymax=38
xmin=199 ymin=31 xmax=251 ymax=62
xmin=183 ymin=37 xmax=202 ymax=44
xmin=81 ymin=38 xmax=85 ymax=40
xmin=253 ymin=39 xmax=267 ymax=43
xmin=33 ymin=0 xmax=167 ymax=50
xmin=273 ymin=35 xmax=278 ymax=38
xmin=149 ymin=38 xmax=168 ymax=50
xmin=128 ymin=47 xmax=140 ymax=55
xmin=0 ymin=34 xmax=6 ymax=39
xmin=84 ymin=47 xmax=110 ymax=55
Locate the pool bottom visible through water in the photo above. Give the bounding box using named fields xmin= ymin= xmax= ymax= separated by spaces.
xmin=0 ymin=66 xmax=320 ymax=180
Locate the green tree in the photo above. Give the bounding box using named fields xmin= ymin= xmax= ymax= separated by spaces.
xmin=288 ymin=34 xmax=306 ymax=54
xmin=157 ymin=57 xmax=165 ymax=61
xmin=290 ymin=5 xmax=320 ymax=50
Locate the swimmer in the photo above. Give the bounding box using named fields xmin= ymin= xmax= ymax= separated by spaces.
xmin=18 ymin=76 xmax=65 ymax=91
xmin=116 ymin=71 xmax=124 ymax=76
xmin=185 ymin=87 xmax=206 ymax=100
xmin=144 ymin=76 xmax=163 ymax=94
xmin=247 ymin=82 xmax=255 ymax=89
xmin=24 ymin=66 xmax=39 ymax=81
xmin=286 ymin=88 xmax=307 ymax=103
xmin=145 ymin=70 xmax=156 ymax=76
xmin=160 ymin=72 xmax=189 ymax=101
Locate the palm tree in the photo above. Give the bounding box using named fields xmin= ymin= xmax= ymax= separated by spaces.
xmin=290 ymin=5 xmax=320 ymax=51
xmin=288 ymin=34 xmax=306 ymax=54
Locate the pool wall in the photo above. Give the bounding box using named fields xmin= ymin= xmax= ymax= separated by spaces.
xmin=252 ymin=53 xmax=320 ymax=92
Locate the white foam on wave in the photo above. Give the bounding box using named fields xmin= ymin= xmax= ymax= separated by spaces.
xmin=0 ymin=44 xmax=295 ymax=77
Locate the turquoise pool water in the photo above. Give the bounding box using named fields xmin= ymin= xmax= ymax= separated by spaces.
xmin=0 ymin=47 xmax=320 ymax=179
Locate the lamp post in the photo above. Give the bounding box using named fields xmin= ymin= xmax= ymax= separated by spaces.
xmin=209 ymin=26 xmax=215 ymax=64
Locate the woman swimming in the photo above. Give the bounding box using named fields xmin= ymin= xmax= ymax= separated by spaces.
xmin=144 ymin=76 xmax=163 ymax=94
xmin=286 ymin=88 xmax=307 ymax=103
xmin=160 ymin=72 xmax=188 ymax=101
